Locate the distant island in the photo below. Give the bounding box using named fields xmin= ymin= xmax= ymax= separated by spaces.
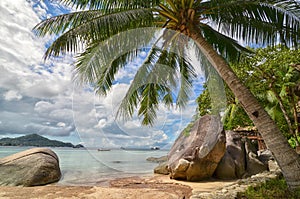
xmin=0 ymin=134 xmax=84 ymax=148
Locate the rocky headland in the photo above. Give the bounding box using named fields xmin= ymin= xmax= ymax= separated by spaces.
xmin=0 ymin=134 xmax=84 ymax=148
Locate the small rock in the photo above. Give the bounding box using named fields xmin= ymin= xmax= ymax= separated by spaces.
xmin=146 ymin=156 xmax=168 ymax=163
xmin=154 ymin=162 xmax=169 ymax=175
xmin=268 ymin=160 xmax=281 ymax=172
xmin=258 ymin=149 xmax=274 ymax=165
xmin=221 ymin=189 xmax=228 ymax=193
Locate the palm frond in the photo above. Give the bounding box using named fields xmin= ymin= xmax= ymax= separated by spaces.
xmin=37 ymin=9 xmax=154 ymax=59
xmin=203 ymin=0 xmax=300 ymax=47
xmin=199 ymin=24 xmax=252 ymax=62
xmin=176 ymin=50 xmax=196 ymax=108
xmin=117 ymin=45 xmax=196 ymax=125
xmin=33 ymin=10 xmax=104 ymax=36
xmin=59 ymin=0 xmax=160 ymax=10
xmin=74 ymin=27 xmax=159 ymax=95
xmin=191 ymin=39 xmax=227 ymax=114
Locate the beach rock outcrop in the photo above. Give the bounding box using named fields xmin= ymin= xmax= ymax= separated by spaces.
xmin=146 ymin=156 xmax=168 ymax=163
xmin=214 ymin=131 xmax=268 ymax=179
xmin=0 ymin=148 xmax=61 ymax=186
xmin=167 ymin=115 xmax=226 ymax=181
xmin=214 ymin=131 xmax=246 ymax=179
xmin=154 ymin=162 xmax=169 ymax=175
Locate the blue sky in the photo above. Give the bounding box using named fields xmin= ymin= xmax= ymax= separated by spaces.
xmin=0 ymin=0 xmax=209 ymax=148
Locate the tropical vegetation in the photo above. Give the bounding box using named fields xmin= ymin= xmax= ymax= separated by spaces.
xmin=198 ymin=46 xmax=300 ymax=148
xmin=34 ymin=0 xmax=300 ymax=189
xmin=234 ymin=46 xmax=300 ymax=147
xmin=197 ymin=83 xmax=253 ymax=129
xmin=237 ymin=177 xmax=300 ymax=199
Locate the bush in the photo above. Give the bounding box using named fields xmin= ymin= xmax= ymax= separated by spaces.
xmin=237 ymin=177 xmax=300 ymax=199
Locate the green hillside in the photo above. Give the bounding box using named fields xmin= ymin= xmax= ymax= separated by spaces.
xmin=0 ymin=134 xmax=83 ymax=148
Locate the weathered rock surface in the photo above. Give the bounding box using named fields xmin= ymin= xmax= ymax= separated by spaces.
xmin=214 ymin=151 xmax=236 ymax=179
xmin=258 ymin=149 xmax=274 ymax=165
xmin=0 ymin=148 xmax=61 ymax=186
xmin=146 ymin=156 xmax=168 ymax=163
xmin=214 ymin=131 xmax=268 ymax=179
xmin=154 ymin=162 xmax=169 ymax=175
xmin=245 ymin=139 xmax=268 ymax=176
xmin=268 ymin=159 xmax=281 ymax=172
xmin=167 ymin=115 xmax=226 ymax=181
xmin=214 ymin=131 xmax=246 ymax=179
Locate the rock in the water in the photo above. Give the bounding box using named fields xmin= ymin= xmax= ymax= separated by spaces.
xmin=167 ymin=115 xmax=226 ymax=181
xmin=0 ymin=148 xmax=61 ymax=186
xmin=154 ymin=162 xmax=169 ymax=175
xmin=214 ymin=131 xmax=246 ymax=179
xmin=146 ymin=156 xmax=168 ymax=163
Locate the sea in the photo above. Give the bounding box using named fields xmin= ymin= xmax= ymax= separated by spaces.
xmin=0 ymin=146 xmax=168 ymax=186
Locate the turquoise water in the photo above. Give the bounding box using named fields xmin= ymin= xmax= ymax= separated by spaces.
xmin=0 ymin=146 xmax=168 ymax=185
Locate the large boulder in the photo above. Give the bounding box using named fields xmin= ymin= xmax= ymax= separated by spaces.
xmin=214 ymin=131 xmax=268 ymax=179
xmin=257 ymin=149 xmax=281 ymax=172
xmin=0 ymin=148 xmax=61 ymax=186
xmin=214 ymin=151 xmax=236 ymax=179
xmin=167 ymin=115 xmax=226 ymax=181
xmin=214 ymin=131 xmax=246 ymax=179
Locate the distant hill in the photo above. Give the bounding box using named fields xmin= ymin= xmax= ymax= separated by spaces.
xmin=0 ymin=134 xmax=84 ymax=148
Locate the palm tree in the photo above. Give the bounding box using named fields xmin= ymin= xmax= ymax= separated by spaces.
xmin=34 ymin=0 xmax=300 ymax=189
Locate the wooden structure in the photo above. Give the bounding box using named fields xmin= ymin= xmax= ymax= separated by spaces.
xmin=234 ymin=126 xmax=267 ymax=151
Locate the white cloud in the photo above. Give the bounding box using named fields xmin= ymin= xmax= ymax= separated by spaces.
xmin=57 ymin=122 xmax=66 ymax=127
xmin=0 ymin=0 xmax=205 ymax=147
xmin=3 ymin=90 xmax=23 ymax=101
xmin=94 ymin=119 xmax=107 ymax=129
xmin=0 ymin=0 xmax=76 ymax=140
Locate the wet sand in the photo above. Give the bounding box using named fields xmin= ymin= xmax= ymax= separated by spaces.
xmin=0 ymin=175 xmax=236 ymax=199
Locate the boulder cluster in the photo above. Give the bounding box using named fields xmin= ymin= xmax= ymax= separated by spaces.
xmin=154 ymin=115 xmax=277 ymax=181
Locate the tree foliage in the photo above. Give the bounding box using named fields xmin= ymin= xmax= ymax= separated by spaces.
xmin=197 ymin=83 xmax=253 ymax=130
xmin=33 ymin=0 xmax=300 ymax=125
xmin=238 ymin=46 xmax=300 ymax=146
xmin=197 ymin=46 xmax=300 ymax=146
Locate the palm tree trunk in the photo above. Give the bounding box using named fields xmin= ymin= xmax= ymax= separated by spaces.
xmin=190 ymin=32 xmax=300 ymax=190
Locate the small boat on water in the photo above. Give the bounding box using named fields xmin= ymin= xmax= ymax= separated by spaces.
xmin=97 ymin=148 xmax=111 ymax=151
xmin=150 ymin=146 xmax=160 ymax=150
xmin=120 ymin=146 xmax=160 ymax=151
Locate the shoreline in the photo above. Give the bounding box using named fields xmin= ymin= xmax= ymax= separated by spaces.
xmin=0 ymin=174 xmax=236 ymax=199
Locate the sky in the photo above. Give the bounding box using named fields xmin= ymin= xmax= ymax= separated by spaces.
xmin=0 ymin=0 xmax=209 ymax=148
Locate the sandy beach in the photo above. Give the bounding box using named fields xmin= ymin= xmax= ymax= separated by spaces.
xmin=0 ymin=175 xmax=236 ymax=199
